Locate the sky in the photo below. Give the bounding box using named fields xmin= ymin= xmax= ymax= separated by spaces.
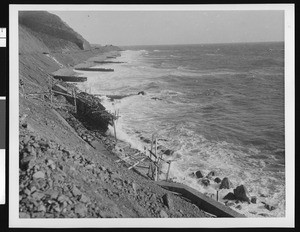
xmin=51 ymin=10 xmax=284 ymax=46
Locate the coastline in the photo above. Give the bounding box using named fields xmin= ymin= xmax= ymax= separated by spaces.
xmin=72 ymin=48 xmax=284 ymax=218
xmin=19 ymin=47 xmax=221 ymax=218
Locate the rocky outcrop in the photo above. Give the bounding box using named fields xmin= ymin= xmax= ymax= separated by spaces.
xmin=19 ymin=11 xmax=91 ymax=51
xmin=233 ymin=185 xmax=251 ymax=203
xmin=219 ymin=177 xmax=233 ymax=189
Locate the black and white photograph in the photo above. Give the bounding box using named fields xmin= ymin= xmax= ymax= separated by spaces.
xmin=9 ymin=4 xmax=294 ymax=228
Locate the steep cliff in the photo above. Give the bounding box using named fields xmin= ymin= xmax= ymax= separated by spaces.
xmin=19 ymin=11 xmax=91 ymax=52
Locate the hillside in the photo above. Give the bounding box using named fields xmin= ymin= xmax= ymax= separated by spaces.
xmin=19 ymin=11 xmax=91 ymax=51
xmin=18 ymin=11 xmax=213 ymax=219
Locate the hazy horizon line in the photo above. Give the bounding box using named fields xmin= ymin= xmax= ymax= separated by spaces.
xmin=92 ymin=40 xmax=284 ymax=48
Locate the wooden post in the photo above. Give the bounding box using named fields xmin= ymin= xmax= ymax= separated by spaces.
xmin=73 ymin=88 xmax=77 ymax=114
xmin=50 ymin=89 xmax=53 ymax=104
xmin=112 ymin=115 xmax=117 ymax=142
xmin=166 ymin=161 xmax=172 ymax=181
xmin=150 ymin=138 xmax=153 ymax=160
xmin=155 ymin=138 xmax=157 ymax=159
xmin=154 ymin=164 xmax=158 ymax=181
xmin=154 ymin=138 xmax=159 ymax=181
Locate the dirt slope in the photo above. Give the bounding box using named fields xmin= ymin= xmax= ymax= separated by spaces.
xmin=18 ymin=11 xmax=212 ymax=219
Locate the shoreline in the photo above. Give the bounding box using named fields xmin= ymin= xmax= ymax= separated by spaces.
xmin=74 ymin=49 xmax=283 ymax=218
xmin=19 ymin=45 xmax=280 ymax=218
xmin=19 ymin=47 xmax=219 ymax=218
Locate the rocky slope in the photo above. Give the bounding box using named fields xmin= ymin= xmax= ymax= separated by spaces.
xmin=18 ymin=11 xmax=212 ymax=218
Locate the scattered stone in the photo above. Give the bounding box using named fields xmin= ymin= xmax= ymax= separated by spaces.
xmin=223 ymin=192 xmax=236 ymax=200
xmin=19 ymin=212 xmax=30 ymax=218
xmin=251 ymin=196 xmax=257 ymax=204
xmin=263 ymin=202 xmax=276 ymax=211
xmin=188 ymin=172 xmax=196 ymax=178
xmin=57 ymin=195 xmax=68 ymax=203
xmin=159 ymin=209 xmax=168 ymax=218
xmin=37 ymin=204 xmax=46 ymax=212
xmin=31 ymin=191 xmax=45 ymax=201
xmin=163 ymin=149 xmax=174 ymax=156
xmin=162 ymin=194 xmax=173 ymax=210
xmin=132 ymin=182 xmax=138 ymax=194
xmin=32 ymin=171 xmax=45 ymax=179
xmin=195 ymin=170 xmax=203 ymax=178
xmin=233 ymin=185 xmax=251 ymax=202
xmin=23 ymin=136 xmax=31 ymax=145
xmin=149 ymin=193 xmax=157 ymax=202
xmin=71 ymin=186 xmax=82 ymax=197
xmin=74 ymin=203 xmax=87 ymax=217
xmin=206 ymin=171 xmax=216 ymax=179
xmin=219 ymin=177 xmax=232 ymax=189
xmin=47 ymin=190 xmax=59 ymax=200
xmin=214 ymin=177 xmax=221 ymax=183
xmin=46 ymin=159 xmax=56 ymax=170
xmin=235 ymin=205 xmax=242 ymax=210
xmin=23 ymin=188 xmax=31 ymax=196
xmin=80 ymin=194 xmax=90 ymax=203
xmin=225 ymin=201 xmax=235 ymax=207
xmin=201 ymin=178 xmax=210 ymax=186
xmin=137 ymin=91 xmax=146 ymax=95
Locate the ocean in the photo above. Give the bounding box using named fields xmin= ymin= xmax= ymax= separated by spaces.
xmin=76 ymin=42 xmax=285 ymax=217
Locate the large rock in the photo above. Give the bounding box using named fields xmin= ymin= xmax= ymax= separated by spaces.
xmin=233 ymin=185 xmax=251 ymax=203
xmin=32 ymin=171 xmax=45 ymax=179
xmin=201 ymin=178 xmax=210 ymax=186
xmin=206 ymin=171 xmax=216 ymax=179
xmin=137 ymin=91 xmax=146 ymax=95
xmin=162 ymin=193 xmax=173 ymax=210
xmin=262 ymin=202 xmax=276 ymax=211
xmin=251 ymin=196 xmax=257 ymax=204
xmin=159 ymin=209 xmax=168 ymax=218
xmin=163 ymin=149 xmax=174 ymax=156
xmin=195 ymin=170 xmax=203 ymax=178
xmin=214 ymin=177 xmax=221 ymax=183
xmin=223 ymin=192 xmax=236 ymax=200
xmin=74 ymin=203 xmax=88 ymax=217
xmin=219 ymin=177 xmax=232 ymax=189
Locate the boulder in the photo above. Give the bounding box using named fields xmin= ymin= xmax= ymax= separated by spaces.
xmin=235 ymin=205 xmax=242 ymax=210
xmin=219 ymin=177 xmax=232 ymax=189
xmin=195 ymin=170 xmax=203 ymax=178
xmin=159 ymin=209 xmax=168 ymax=218
xmin=162 ymin=193 xmax=173 ymax=210
xmin=225 ymin=201 xmax=235 ymax=207
xmin=262 ymin=202 xmax=276 ymax=211
xmin=163 ymin=149 xmax=174 ymax=156
xmin=201 ymin=178 xmax=210 ymax=186
xmin=188 ymin=172 xmax=196 ymax=178
xmin=74 ymin=203 xmax=88 ymax=217
xmin=251 ymin=196 xmax=257 ymax=204
xmin=214 ymin=177 xmax=221 ymax=183
xmin=37 ymin=204 xmax=46 ymax=212
xmin=206 ymin=171 xmax=216 ymax=179
xmin=223 ymin=192 xmax=236 ymax=200
xmin=32 ymin=171 xmax=45 ymax=179
xmin=71 ymin=186 xmax=82 ymax=197
xmin=233 ymin=185 xmax=251 ymax=202
xmin=80 ymin=194 xmax=90 ymax=203
xmin=137 ymin=91 xmax=146 ymax=95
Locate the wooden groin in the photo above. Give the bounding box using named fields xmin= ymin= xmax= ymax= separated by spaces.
xmin=156 ymin=181 xmax=246 ymax=218
xmin=93 ymin=61 xmax=125 ymax=64
xmin=74 ymin=67 xmax=114 ymax=72
xmin=52 ymin=75 xmax=87 ymax=82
